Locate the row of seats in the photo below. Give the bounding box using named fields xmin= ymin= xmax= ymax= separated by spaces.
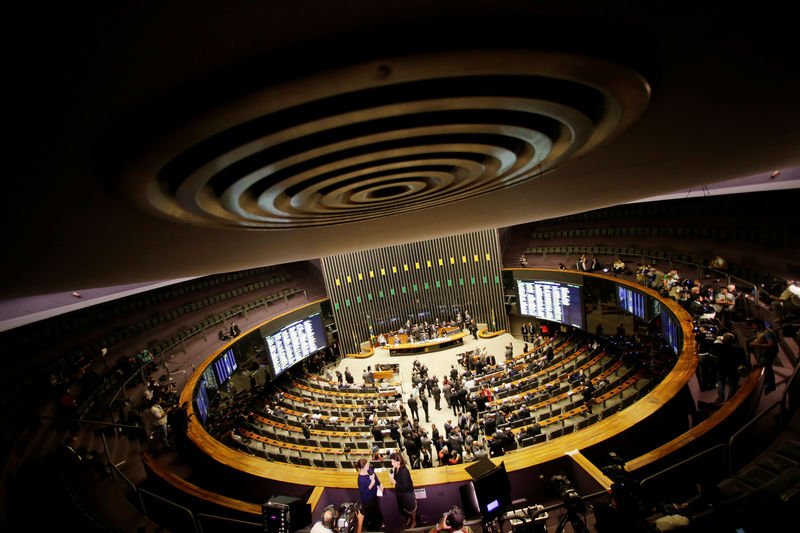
xmin=543 ymin=195 xmax=783 ymax=232
xmin=77 ymin=285 xmax=304 ymax=419
xmin=231 ymin=361 xmax=651 ymax=467
xmin=277 ymin=340 xmax=581 ymax=417
xmin=480 ymin=353 xmax=626 ymax=429
xmin=242 ymin=346 xmax=615 ymax=455
xmin=529 ymin=225 xmax=797 ymax=248
xmin=523 ymin=245 xmax=774 ymax=286
xmin=2 ymin=265 xmax=282 ymax=359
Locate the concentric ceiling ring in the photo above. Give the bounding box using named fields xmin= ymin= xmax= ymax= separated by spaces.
xmin=122 ymin=50 xmax=650 ymax=229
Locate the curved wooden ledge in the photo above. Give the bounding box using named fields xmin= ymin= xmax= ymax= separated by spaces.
xmin=345 ymin=345 xmax=374 ymax=359
xmin=479 ymin=329 xmax=506 ymax=338
xmin=179 ymin=273 xmax=697 ymax=488
xmin=625 ymin=368 xmax=762 ymax=473
xmin=142 ymin=452 xmax=261 ymax=515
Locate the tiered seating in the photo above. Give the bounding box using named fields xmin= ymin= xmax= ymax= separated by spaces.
xmin=221 ymin=375 xmax=407 ymax=468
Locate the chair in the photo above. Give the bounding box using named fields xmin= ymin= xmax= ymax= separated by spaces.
xmin=293 ymin=457 xmax=312 ymax=467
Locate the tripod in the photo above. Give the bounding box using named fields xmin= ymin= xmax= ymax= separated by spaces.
xmin=554 ymin=505 xmax=589 ymax=533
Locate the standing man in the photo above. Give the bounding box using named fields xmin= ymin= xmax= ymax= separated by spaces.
xmin=419 ymin=391 xmax=430 ymax=423
xmin=363 ymin=367 xmax=375 ymax=386
xmin=521 ymin=323 xmax=529 ymax=343
xmin=450 ymin=385 xmax=461 ymax=416
xmin=443 ymin=379 xmax=453 ymax=409
xmin=747 ymin=319 xmax=779 ymax=394
xmin=407 ymin=394 xmax=419 ymax=422
xmin=431 ymin=382 xmax=442 ymax=410
xmin=714 ymin=333 xmax=749 ymax=403
xmin=504 ymin=343 xmax=513 ymax=361
xmin=150 ymin=398 xmax=171 ymax=450
xmin=345 ymin=367 xmax=355 ymax=384
xmin=169 ymin=402 xmax=190 ymax=450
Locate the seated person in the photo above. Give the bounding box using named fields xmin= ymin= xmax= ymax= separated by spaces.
xmin=393 ymin=335 xmax=402 ymax=345
xmin=377 ymin=334 xmax=387 ymax=346
xmin=770 ymin=280 xmax=800 ymax=321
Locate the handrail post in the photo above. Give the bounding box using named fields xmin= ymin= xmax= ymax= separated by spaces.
xmin=728 ymin=400 xmax=781 ymax=474
xmin=138 ymin=489 xmax=201 ymax=533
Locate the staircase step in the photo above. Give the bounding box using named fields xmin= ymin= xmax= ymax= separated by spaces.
xmin=774 ymin=440 xmax=800 ymax=462
xmin=717 ymin=477 xmax=751 ymax=500
xmin=737 ymin=464 xmax=779 ymax=489
xmin=757 ymin=453 xmax=798 ymax=474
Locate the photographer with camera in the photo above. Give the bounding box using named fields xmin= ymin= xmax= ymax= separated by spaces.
xmin=355 ymin=458 xmax=383 ymax=531
xmin=429 ymin=506 xmax=472 ymax=533
xmin=310 ymin=504 xmax=364 ymax=533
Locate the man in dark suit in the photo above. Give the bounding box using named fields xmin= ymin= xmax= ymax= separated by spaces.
xmin=489 ymin=431 xmax=505 ymax=457
xmin=484 ymin=413 xmax=497 ymax=437
xmin=419 ymin=392 xmax=430 ymax=422
xmin=407 ymin=395 xmax=419 ymax=422
xmin=431 ymin=383 xmax=442 ymax=410
xmin=230 ymin=322 xmax=241 ymax=338
xmin=443 ymin=419 xmax=453 ymax=436
xmin=448 ymin=429 xmax=464 ymax=455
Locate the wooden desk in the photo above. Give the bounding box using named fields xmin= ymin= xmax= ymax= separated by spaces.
xmin=372 ymin=370 xmax=394 ymax=381
xmin=388 ymin=331 xmax=468 ymax=355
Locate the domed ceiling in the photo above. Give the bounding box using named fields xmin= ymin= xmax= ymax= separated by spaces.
xmin=123 ymin=51 xmax=649 ymax=229
xmin=2 ymin=2 xmax=799 ymax=297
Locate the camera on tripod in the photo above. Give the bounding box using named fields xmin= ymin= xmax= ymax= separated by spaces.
xmin=548 ymin=474 xmax=589 ymax=533
xmin=550 ymin=475 xmax=585 ymax=516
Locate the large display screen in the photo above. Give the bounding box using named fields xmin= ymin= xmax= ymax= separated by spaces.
xmin=517 ymin=280 xmax=584 ymax=329
xmin=618 ymin=286 xmax=647 ymax=320
xmin=652 ymin=300 xmax=662 ymax=320
xmin=662 ymin=312 xmax=681 ymax=355
xmin=213 ymin=348 xmax=237 ymax=384
xmin=195 ymin=379 xmax=211 ymax=424
xmin=265 ymin=312 xmax=327 ymax=377
xmin=202 ymin=366 xmax=218 ymax=389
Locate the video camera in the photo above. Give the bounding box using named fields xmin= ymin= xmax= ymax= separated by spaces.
xmin=550 ymin=474 xmax=585 ymax=515
xmin=335 ymin=502 xmax=362 ymax=533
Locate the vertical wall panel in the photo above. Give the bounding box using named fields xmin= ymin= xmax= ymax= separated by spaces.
xmin=321 ymin=230 xmax=507 ymax=354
